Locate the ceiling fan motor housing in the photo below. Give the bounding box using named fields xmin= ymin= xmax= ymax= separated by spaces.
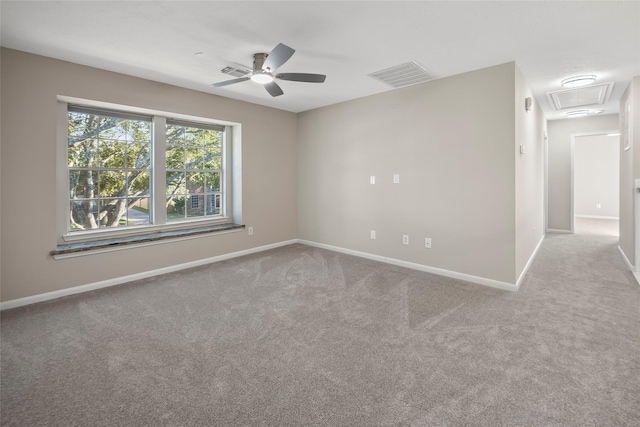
xmin=253 ymin=53 xmax=269 ymax=72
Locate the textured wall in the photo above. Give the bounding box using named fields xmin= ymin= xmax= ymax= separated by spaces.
xmin=0 ymin=48 xmax=298 ymax=301
xmin=297 ymin=62 xmax=527 ymax=284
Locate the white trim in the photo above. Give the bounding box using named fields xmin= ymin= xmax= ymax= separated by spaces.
xmin=57 ymin=96 xmax=241 ymax=245
xmin=297 ymin=240 xmax=520 ymax=292
xmin=635 ymin=179 xmax=640 ymax=275
xmin=618 ymin=245 xmax=640 ymax=286
xmin=619 ymin=245 xmax=634 ymax=270
xmin=544 ymin=128 xmax=549 ymax=238
xmin=570 ymin=134 xmax=575 ymax=233
xmin=570 ymin=129 xmax=620 ymax=235
xmin=546 ymin=228 xmax=572 ymax=234
xmin=1 ymin=239 xmax=297 ymax=311
xmin=516 ymin=235 xmax=545 ymax=288
xmin=574 ymin=214 xmax=619 ymax=220
xmin=0 ymin=236 xmax=550 ymax=310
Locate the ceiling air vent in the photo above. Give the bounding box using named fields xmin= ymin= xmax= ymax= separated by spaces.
xmin=546 ymin=82 xmax=614 ymax=110
xmin=220 ymin=64 xmax=252 ymax=78
xmin=368 ymin=61 xmax=436 ymax=88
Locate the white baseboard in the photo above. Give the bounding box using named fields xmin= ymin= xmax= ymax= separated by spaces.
xmin=546 ymin=229 xmax=571 ymax=234
xmin=618 ymin=245 xmax=634 ymax=270
xmin=617 ymin=245 xmax=640 ymax=286
xmin=0 ymin=239 xmax=298 ymax=311
xmin=0 ymin=235 xmax=549 ymax=310
xmin=516 ymin=235 xmax=545 ymax=288
xmin=297 ymin=239 xmax=520 ymax=292
xmin=575 ymin=215 xmax=619 ymax=220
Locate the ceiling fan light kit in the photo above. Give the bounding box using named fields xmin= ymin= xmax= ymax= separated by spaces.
xmin=213 ymin=43 xmax=326 ymax=97
xmin=565 ymin=109 xmax=591 ymax=118
xmin=251 ymin=73 xmax=274 ymax=84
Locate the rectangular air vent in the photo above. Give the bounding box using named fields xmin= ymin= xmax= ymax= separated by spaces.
xmin=546 ymin=82 xmax=614 ymax=110
xmin=221 ymin=65 xmax=251 ymax=78
xmin=368 ymin=61 xmax=436 ymax=88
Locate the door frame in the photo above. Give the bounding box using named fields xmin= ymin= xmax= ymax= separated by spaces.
xmin=570 ymin=130 xmax=619 ymax=234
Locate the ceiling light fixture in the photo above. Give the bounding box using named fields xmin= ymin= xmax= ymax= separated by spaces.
xmin=561 ymin=75 xmax=596 ymax=88
xmin=565 ymin=109 xmax=590 ymax=118
xmin=251 ymin=73 xmax=274 ymax=84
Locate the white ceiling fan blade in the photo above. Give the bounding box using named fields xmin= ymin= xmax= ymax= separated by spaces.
xmin=212 ymin=77 xmax=250 ymax=87
xmin=264 ymin=81 xmax=284 ymax=97
xmin=277 ymin=73 xmax=326 ymax=83
xmin=263 ymin=43 xmax=295 ymax=71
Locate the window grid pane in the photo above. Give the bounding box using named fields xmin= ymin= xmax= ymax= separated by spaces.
xmin=165 ymin=124 xmax=223 ymax=222
xmin=68 ymin=107 xmax=225 ymax=232
xmin=68 ymin=110 xmax=151 ymax=231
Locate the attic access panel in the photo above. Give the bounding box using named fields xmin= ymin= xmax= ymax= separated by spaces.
xmin=545 ymin=82 xmax=614 ymax=110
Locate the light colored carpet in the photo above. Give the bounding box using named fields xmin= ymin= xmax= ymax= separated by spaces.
xmin=1 ymin=234 xmax=639 ymax=426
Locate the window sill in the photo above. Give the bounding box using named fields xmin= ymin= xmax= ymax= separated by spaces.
xmin=52 ymin=223 xmax=245 ymax=259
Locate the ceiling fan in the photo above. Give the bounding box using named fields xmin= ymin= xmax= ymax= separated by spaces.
xmin=213 ymin=43 xmax=326 ymax=97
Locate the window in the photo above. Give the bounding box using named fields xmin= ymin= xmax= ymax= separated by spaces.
xmin=190 ymin=194 xmax=200 ymax=209
xmin=65 ymin=104 xmax=232 ymax=238
xmin=165 ymin=120 xmax=223 ymax=221
xmin=68 ymin=108 xmax=152 ymax=231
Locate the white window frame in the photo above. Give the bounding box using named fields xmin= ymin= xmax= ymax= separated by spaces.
xmin=56 ymin=97 xmax=243 ymax=244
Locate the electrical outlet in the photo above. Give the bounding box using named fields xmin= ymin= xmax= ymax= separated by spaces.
xmin=425 ymin=238 xmax=432 ymax=249
xmin=596 ymin=203 xmax=601 ymax=209
xmin=248 ymin=226 xmax=254 ymax=235
xmin=402 ymin=235 xmax=409 ymax=245
xmin=393 ymin=174 xmax=400 ymax=184
xmin=370 ymin=176 xmax=376 ymax=185
xmin=370 ymin=230 xmax=376 ymax=240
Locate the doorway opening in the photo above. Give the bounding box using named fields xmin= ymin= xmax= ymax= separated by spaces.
xmin=571 ymin=132 xmax=620 ymax=237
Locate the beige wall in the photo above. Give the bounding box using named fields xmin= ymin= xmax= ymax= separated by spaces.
xmin=547 ymin=114 xmax=619 ymax=231
xmin=0 ymin=48 xmax=298 ymax=302
xmin=1 ymin=50 xmax=549 ymax=301
xmin=515 ymin=65 xmax=546 ymax=279
xmin=297 ymin=62 xmax=543 ymax=285
xmin=619 ymin=77 xmax=640 ymax=268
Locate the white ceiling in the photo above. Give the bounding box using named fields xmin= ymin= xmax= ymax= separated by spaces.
xmin=2 ymin=1 xmax=639 ymax=120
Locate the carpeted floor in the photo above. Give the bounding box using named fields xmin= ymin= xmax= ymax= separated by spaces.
xmin=574 ymin=217 xmax=619 ymax=237
xmin=1 ymin=233 xmax=639 ymax=426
